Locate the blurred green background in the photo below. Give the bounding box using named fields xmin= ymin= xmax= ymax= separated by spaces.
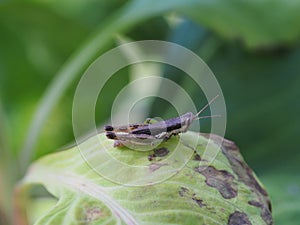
xmin=1 ymin=0 xmax=300 ymax=224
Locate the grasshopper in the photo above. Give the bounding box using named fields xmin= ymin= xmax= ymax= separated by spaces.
xmin=104 ymin=95 xmax=219 ymax=149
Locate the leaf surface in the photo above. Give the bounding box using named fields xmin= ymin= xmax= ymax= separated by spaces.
xmin=16 ymin=132 xmax=272 ymax=225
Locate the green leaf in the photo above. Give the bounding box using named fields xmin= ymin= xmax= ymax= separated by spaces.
xmin=178 ymin=0 xmax=300 ymax=48
xmin=126 ymin=0 xmax=300 ymax=48
xmin=16 ymin=132 xmax=272 ymax=224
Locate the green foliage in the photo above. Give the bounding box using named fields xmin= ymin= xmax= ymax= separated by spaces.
xmin=16 ymin=132 xmax=271 ymax=224
xmin=180 ymin=0 xmax=300 ymax=47
xmin=0 ymin=0 xmax=299 ymax=224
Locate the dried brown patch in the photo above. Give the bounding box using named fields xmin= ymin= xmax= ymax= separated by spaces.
xmin=179 ymin=187 xmax=207 ymax=208
xmin=148 ymin=147 xmax=170 ymax=161
xmin=154 ymin=147 xmax=169 ymax=157
xmin=85 ymin=207 xmax=104 ymax=222
xmin=248 ymin=200 xmax=273 ymax=225
xmin=195 ymin=166 xmax=237 ymax=199
xmin=192 ymin=197 xmax=206 ymax=208
xmin=248 ymin=200 xmax=262 ymax=208
xmin=202 ymin=133 xmax=273 ymax=224
xmin=194 ymin=153 xmax=201 ymax=161
xmin=178 ymin=187 xmax=189 ymax=197
xmin=149 ymin=163 xmax=168 ymax=172
xmin=228 ymin=211 xmax=252 ymax=225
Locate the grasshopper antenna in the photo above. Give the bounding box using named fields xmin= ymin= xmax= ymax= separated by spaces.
xmin=194 ymin=95 xmax=219 ymax=119
xmin=195 ymin=115 xmax=221 ymax=120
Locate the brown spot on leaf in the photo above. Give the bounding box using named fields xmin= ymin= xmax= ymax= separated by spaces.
xmin=195 ymin=165 xmax=237 ymax=199
xmin=207 ymin=134 xmax=268 ymax=196
xmin=228 ymin=211 xmax=252 ymax=225
xmin=248 ymin=200 xmax=273 ymax=225
xmin=154 ymin=147 xmax=169 ymax=156
xmin=85 ymin=207 xmax=104 ymax=222
xmin=248 ymin=200 xmax=262 ymax=208
xmin=245 ymin=167 xmax=268 ymax=196
xmin=149 ymin=163 xmax=168 ymax=172
xmin=179 ymin=187 xmax=207 ymax=208
xmin=192 ymin=197 xmax=206 ymax=208
xmin=148 ymin=147 xmax=169 ymax=161
xmin=179 ymin=187 xmax=189 ymax=197
xmin=202 ymin=133 xmax=273 ymax=224
xmin=194 ymin=153 xmax=201 ymax=161
xmin=268 ymin=201 xmax=272 ymax=212
xmin=148 ymin=155 xmax=154 ymax=161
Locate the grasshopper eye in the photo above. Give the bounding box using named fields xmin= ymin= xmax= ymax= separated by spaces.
xmin=106 ymin=132 xmax=117 ymax=139
xmin=104 ymin=125 xmax=114 ymax=131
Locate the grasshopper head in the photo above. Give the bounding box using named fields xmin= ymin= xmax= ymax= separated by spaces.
xmin=180 ymin=112 xmax=194 ymax=126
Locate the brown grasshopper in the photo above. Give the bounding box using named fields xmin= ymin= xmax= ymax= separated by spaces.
xmin=104 ymin=95 xmax=219 ymax=149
